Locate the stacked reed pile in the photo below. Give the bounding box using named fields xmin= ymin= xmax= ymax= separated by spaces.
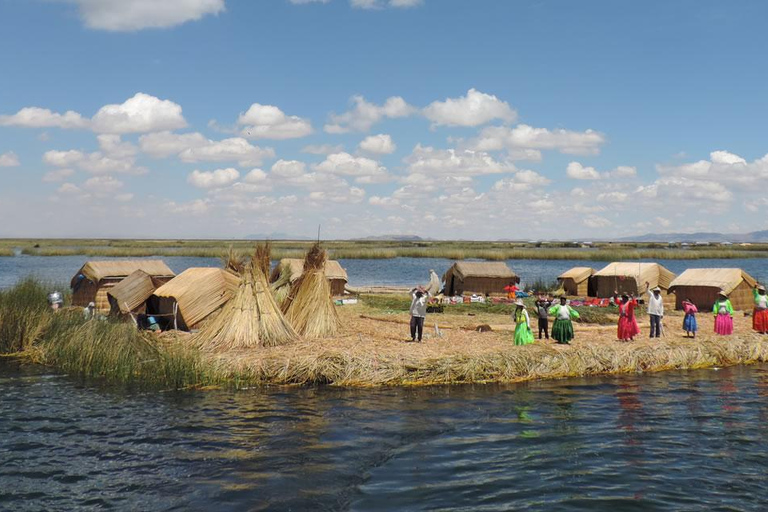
xmin=194 ymin=243 xmax=298 ymax=351
xmin=283 ymin=243 xmax=341 ymax=338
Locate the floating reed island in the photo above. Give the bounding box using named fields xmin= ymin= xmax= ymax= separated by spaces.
xmin=2 ymin=249 xmax=768 ymax=389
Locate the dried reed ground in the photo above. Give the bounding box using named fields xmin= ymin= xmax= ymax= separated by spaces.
xmin=203 ymin=302 xmax=768 ymax=386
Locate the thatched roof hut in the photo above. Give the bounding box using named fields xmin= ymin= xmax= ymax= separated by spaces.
xmin=592 ymin=262 xmax=676 ymax=298
xmin=557 ymin=267 xmax=595 ymax=297
xmin=270 ymin=258 xmax=348 ymax=296
xmin=152 ymin=267 xmax=239 ymax=331
xmin=70 ymin=260 xmax=175 ymax=313
xmin=107 ymin=269 xmax=172 ymax=316
xmin=669 ymin=268 xmax=757 ymax=311
xmin=442 ymin=261 xmax=518 ymax=296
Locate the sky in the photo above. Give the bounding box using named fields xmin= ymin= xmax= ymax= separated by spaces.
xmin=1 ymin=0 xmax=767 ymax=240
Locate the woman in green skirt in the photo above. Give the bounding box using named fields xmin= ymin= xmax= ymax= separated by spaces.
xmin=513 ymin=300 xmax=534 ymax=345
xmin=548 ymin=297 xmax=580 ymax=344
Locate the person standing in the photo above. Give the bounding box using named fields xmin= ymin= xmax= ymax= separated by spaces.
xmin=513 ymin=300 xmax=534 ymax=346
xmin=536 ymin=298 xmax=551 ymax=340
xmin=682 ymin=298 xmax=698 ymax=338
xmin=753 ymin=284 xmax=768 ymax=335
xmin=618 ymin=293 xmax=640 ymax=342
xmin=713 ymin=291 xmax=734 ymax=336
xmin=549 ymin=296 xmax=580 ymax=345
xmin=645 ymin=282 xmax=664 ymax=338
xmin=409 ymin=286 xmax=430 ymax=342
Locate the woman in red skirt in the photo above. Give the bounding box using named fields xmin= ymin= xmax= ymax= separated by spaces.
xmin=754 ymin=284 xmax=768 ymax=334
xmin=618 ymin=293 xmax=640 ymax=342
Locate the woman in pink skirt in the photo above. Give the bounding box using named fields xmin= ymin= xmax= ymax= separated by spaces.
xmin=617 ymin=293 xmax=640 ymax=341
xmin=712 ymin=291 xmax=734 ymax=335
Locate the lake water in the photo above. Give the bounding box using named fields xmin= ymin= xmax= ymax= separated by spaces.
xmin=3 ymin=359 xmax=768 ymax=511
xmin=1 ymin=254 xmax=767 ymax=290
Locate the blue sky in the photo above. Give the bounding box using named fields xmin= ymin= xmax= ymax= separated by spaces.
xmin=1 ymin=0 xmax=767 ymax=239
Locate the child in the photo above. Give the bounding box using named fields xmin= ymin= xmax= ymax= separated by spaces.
xmin=536 ymin=298 xmax=551 ymax=340
xmin=409 ymin=286 xmax=430 ymax=342
xmin=682 ymin=298 xmax=698 ymax=338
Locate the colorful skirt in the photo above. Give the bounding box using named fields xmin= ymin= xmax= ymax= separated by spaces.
xmin=683 ymin=314 xmax=698 ymax=333
xmin=551 ymin=318 xmax=574 ymax=344
xmin=754 ymin=309 xmax=768 ymax=333
xmin=514 ymin=323 xmax=534 ymax=346
xmin=617 ymin=315 xmax=640 ymax=340
xmin=714 ymin=314 xmax=733 ymax=335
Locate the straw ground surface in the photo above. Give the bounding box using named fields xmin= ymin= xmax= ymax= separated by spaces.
xmin=207 ymin=299 xmax=768 ymax=386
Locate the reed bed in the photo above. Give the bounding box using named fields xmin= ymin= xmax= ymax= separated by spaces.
xmin=5 ymin=238 xmax=768 ymax=260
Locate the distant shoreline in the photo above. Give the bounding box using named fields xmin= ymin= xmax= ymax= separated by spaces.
xmin=2 ymin=239 xmax=768 ymax=261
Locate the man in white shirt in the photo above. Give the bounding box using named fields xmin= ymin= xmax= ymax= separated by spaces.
xmin=645 ymin=282 xmax=664 ymax=338
xmin=409 ymin=286 xmax=430 ymax=342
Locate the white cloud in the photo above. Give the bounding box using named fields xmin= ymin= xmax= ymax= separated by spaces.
xmin=244 ymin=168 xmax=268 ymax=183
xmin=115 ymin=193 xmax=134 ymax=202
xmin=636 ymin=177 xmax=733 ymax=204
xmin=583 ymin=215 xmax=612 ymax=228
xmin=566 ymin=162 xmax=601 ymax=180
xmin=358 ymin=134 xmax=396 ymax=155
xmin=97 ymin=134 xmax=138 ymax=159
xmin=325 ymin=95 xmax=416 ymax=133
xmin=302 ymin=143 xmax=345 ymax=155
xmin=271 ymin=159 xmax=307 ymax=178
xmin=406 ymin=145 xmax=517 ymax=178
xmin=0 ymin=151 xmax=20 ymax=167
xmin=596 ymin=191 xmax=628 ymax=203
xmin=315 ymin=152 xmax=390 ymax=183
xmin=167 ymin=198 xmax=212 ymax=215
xmin=187 ymin=168 xmax=240 ymax=189
xmin=566 ymin=161 xmax=636 ymax=180
xmin=289 ymin=0 xmax=330 ymax=3
xmin=179 ymin=137 xmax=275 ymax=167
xmin=67 ymin=0 xmax=225 ymax=31
xmin=43 ymin=148 xmax=146 ymax=175
xmin=42 ymin=168 xmax=75 ymax=182
xmin=139 ymin=131 xmax=208 ymax=158
xmin=710 ymin=150 xmax=747 ymax=166
xmin=0 ymin=107 xmax=89 ymax=129
xmin=91 ymin=93 xmax=187 ymax=134
xmin=471 ymin=124 xmax=605 ymax=155
xmin=83 ymin=175 xmax=124 ymax=194
xmin=351 ymin=0 xmax=422 ymax=8
xmin=235 ymin=103 xmax=313 ymax=140
xmin=423 ymin=89 xmax=517 ymax=128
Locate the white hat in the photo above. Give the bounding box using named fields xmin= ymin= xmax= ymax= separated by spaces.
xmin=515 ymin=299 xmax=525 ymax=307
xmin=652 ymin=286 xmax=661 ymax=292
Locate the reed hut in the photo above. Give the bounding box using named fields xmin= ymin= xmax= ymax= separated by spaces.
xmin=70 ymin=260 xmax=175 ymax=313
xmin=151 ymin=267 xmax=239 ymax=331
xmin=669 ymin=268 xmax=757 ymax=311
xmin=442 ymin=261 xmax=519 ymax=296
xmin=270 ymin=258 xmax=348 ymax=296
xmin=107 ymin=269 xmax=172 ymax=316
xmin=557 ymin=267 xmax=596 ymax=297
xmin=592 ymin=262 xmax=676 ymax=299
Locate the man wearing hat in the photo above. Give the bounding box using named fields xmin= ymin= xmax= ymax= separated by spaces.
xmin=408 ymin=286 xmax=430 ymax=342
xmin=753 ymin=284 xmax=768 ymax=334
xmin=645 ymin=282 xmax=664 ymax=338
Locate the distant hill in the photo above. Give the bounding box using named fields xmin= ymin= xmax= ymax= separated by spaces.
xmin=354 ymin=235 xmax=428 ymax=241
xmin=245 ymin=232 xmax=313 ymax=241
xmin=621 ymin=230 xmax=768 ymax=243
